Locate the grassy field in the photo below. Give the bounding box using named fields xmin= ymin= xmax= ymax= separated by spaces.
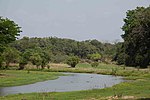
xmin=0 ymin=63 xmax=150 ymax=100
xmin=45 ymin=63 xmax=150 ymax=80
xmin=0 ymin=70 xmax=64 ymax=87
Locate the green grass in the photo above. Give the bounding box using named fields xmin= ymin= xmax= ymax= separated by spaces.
xmin=0 ymin=63 xmax=150 ymax=100
xmin=43 ymin=63 xmax=150 ymax=80
xmin=0 ymin=70 xmax=64 ymax=87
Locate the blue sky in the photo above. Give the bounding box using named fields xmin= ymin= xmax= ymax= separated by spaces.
xmin=0 ymin=0 xmax=149 ymax=42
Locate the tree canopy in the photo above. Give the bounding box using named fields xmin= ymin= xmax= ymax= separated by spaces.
xmin=116 ymin=6 xmax=150 ymax=68
xmin=0 ymin=17 xmax=21 ymax=52
xmin=66 ymin=56 xmax=80 ymax=67
xmin=0 ymin=17 xmax=21 ymax=68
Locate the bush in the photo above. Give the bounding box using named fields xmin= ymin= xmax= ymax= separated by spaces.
xmin=66 ymin=56 xmax=79 ymax=67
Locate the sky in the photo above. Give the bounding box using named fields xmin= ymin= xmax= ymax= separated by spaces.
xmin=0 ymin=0 xmax=149 ymax=42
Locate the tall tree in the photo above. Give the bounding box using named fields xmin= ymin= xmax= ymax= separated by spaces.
xmin=0 ymin=17 xmax=21 ymax=52
xmin=0 ymin=17 xmax=21 ymax=68
xmin=122 ymin=6 xmax=150 ymax=68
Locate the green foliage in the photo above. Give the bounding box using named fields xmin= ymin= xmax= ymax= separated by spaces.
xmin=116 ymin=53 xmax=125 ymax=65
xmin=18 ymin=50 xmax=31 ymax=70
xmin=0 ymin=53 xmax=4 ymax=69
xmin=6 ymin=36 xmax=120 ymax=68
xmin=29 ymin=52 xmax=42 ymax=68
xmin=10 ymin=37 xmax=116 ymax=61
xmin=103 ymin=43 xmax=116 ymax=57
xmin=0 ymin=17 xmax=21 ymax=52
xmin=17 ymin=47 xmax=52 ymax=70
xmin=89 ymin=39 xmax=104 ymax=52
xmin=21 ymin=49 xmax=33 ymax=62
xmin=116 ymin=6 xmax=150 ymax=68
xmin=88 ymin=53 xmax=102 ymax=61
xmin=38 ymin=48 xmax=51 ymax=69
xmin=2 ymin=47 xmax=20 ymax=68
xmin=76 ymin=41 xmax=98 ymax=58
xmin=66 ymin=56 xmax=80 ymax=67
xmin=0 ymin=17 xmax=21 ymax=68
xmin=113 ymin=42 xmax=125 ymax=65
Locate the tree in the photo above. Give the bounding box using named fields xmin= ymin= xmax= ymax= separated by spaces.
xmin=88 ymin=53 xmax=102 ymax=62
xmin=29 ymin=52 xmax=42 ymax=69
xmin=18 ymin=56 xmax=28 ymax=70
xmin=66 ymin=56 xmax=80 ymax=67
xmin=0 ymin=17 xmax=21 ymax=68
xmin=0 ymin=17 xmax=21 ymax=52
xmin=89 ymin=39 xmax=104 ymax=52
xmin=112 ymin=42 xmax=125 ymax=65
xmin=121 ymin=6 xmax=150 ymax=68
xmin=2 ymin=47 xmax=20 ymax=69
xmin=39 ymin=48 xmax=52 ymax=69
xmin=76 ymin=42 xmax=97 ymax=58
xmin=18 ymin=49 xmax=32 ymax=70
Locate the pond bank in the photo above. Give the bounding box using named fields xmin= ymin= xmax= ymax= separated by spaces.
xmin=0 ymin=63 xmax=150 ymax=99
xmin=0 ymin=72 xmax=124 ymax=96
xmin=0 ymin=70 xmax=64 ymax=87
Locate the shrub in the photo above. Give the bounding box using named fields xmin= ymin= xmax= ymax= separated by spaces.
xmin=66 ymin=56 xmax=79 ymax=67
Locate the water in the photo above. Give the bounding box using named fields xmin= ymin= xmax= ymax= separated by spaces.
xmin=0 ymin=73 xmax=124 ymax=96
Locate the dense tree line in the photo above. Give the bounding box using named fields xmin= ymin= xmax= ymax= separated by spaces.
xmin=10 ymin=37 xmax=115 ymax=58
xmin=9 ymin=37 xmax=115 ymax=65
